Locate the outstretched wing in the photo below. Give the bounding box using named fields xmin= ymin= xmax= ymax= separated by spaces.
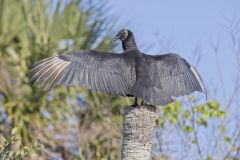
xmin=148 ymin=53 xmax=206 ymax=98
xmin=29 ymin=50 xmax=136 ymax=96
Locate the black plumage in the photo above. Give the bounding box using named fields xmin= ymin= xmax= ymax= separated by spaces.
xmin=29 ymin=29 xmax=206 ymax=106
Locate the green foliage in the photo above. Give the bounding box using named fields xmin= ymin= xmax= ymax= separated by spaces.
xmin=0 ymin=128 xmax=43 ymax=160
xmin=155 ymin=98 xmax=231 ymax=159
xmin=207 ymin=155 xmax=212 ymax=160
xmin=156 ymin=98 xmax=226 ymax=142
xmin=163 ymin=101 xmax=182 ymax=124
xmin=182 ymin=125 xmax=194 ymax=133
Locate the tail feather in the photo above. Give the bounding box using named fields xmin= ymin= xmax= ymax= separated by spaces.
xmin=129 ymin=83 xmax=173 ymax=106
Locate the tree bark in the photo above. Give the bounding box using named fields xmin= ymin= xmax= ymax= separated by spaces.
xmin=121 ymin=105 xmax=157 ymax=160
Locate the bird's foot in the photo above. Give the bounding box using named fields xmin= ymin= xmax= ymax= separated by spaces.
xmin=131 ymin=102 xmax=138 ymax=107
xmin=131 ymin=97 xmax=138 ymax=107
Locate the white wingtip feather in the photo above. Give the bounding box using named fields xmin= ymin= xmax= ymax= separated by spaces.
xmin=190 ymin=66 xmax=207 ymax=94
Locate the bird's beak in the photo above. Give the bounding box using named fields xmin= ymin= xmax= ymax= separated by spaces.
xmin=112 ymin=35 xmax=120 ymax=41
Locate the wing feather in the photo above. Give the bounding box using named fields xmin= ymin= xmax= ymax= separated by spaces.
xmin=148 ymin=53 xmax=206 ymax=98
xmin=34 ymin=60 xmax=63 ymax=83
xmin=40 ymin=61 xmax=68 ymax=88
xmin=47 ymin=62 xmax=69 ymax=90
xmin=29 ymin=50 xmax=135 ymax=96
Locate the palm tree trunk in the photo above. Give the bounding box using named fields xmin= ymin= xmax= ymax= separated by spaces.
xmin=121 ymin=105 xmax=157 ymax=160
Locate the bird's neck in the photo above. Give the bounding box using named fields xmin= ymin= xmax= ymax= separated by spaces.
xmin=122 ymin=34 xmax=138 ymax=51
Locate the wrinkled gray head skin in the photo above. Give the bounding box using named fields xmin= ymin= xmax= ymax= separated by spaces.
xmin=113 ymin=29 xmax=129 ymax=41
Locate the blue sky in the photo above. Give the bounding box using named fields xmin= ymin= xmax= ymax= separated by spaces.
xmin=108 ymin=0 xmax=240 ymax=104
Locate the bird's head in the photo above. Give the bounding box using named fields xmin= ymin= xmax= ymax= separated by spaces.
xmin=112 ymin=29 xmax=130 ymax=42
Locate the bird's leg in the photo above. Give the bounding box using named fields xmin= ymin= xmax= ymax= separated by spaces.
xmin=131 ymin=97 xmax=138 ymax=107
xmin=141 ymin=100 xmax=144 ymax=105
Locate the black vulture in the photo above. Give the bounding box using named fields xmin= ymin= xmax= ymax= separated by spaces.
xmin=29 ymin=29 xmax=206 ymax=106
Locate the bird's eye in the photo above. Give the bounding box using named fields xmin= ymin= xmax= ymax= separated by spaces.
xmin=121 ymin=31 xmax=128 ymax=40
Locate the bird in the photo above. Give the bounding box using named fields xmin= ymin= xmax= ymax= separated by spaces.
xmin=29 ymin=29 xmax=206 ymax=106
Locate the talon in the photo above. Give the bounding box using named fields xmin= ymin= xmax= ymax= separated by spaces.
xmin=131 ymin=97 xmax=138 ymax=107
